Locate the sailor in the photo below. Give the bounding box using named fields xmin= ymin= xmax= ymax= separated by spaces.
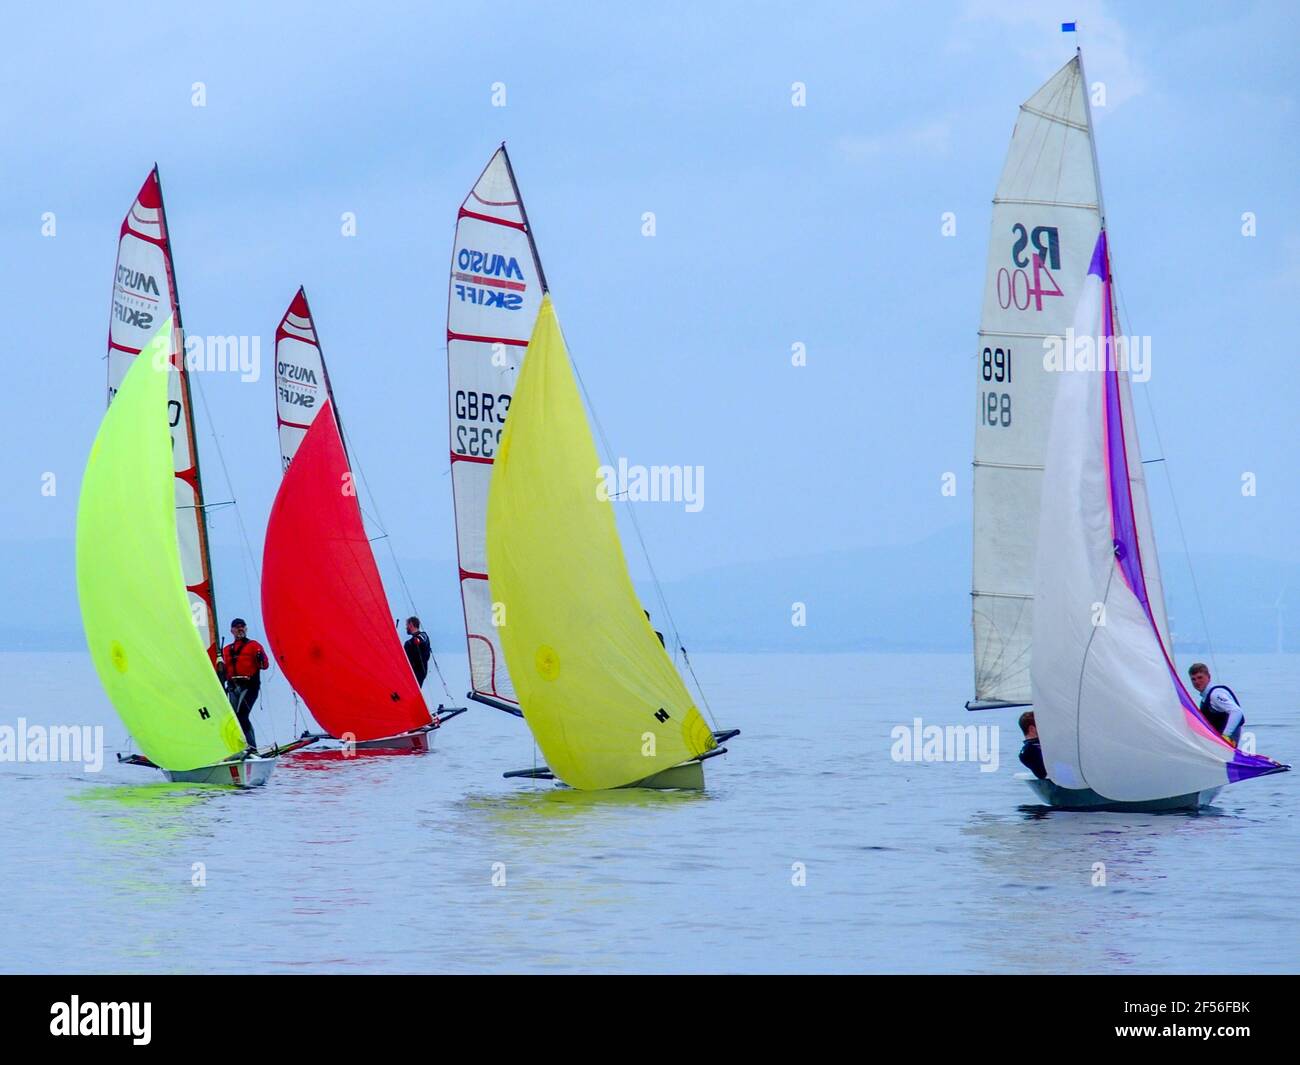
xmin=1017 ymin=711 xmax=1047 ymax=780
xmin=216 ymin=618 xmax=269 ymax=747
xmin=404 ymin=616 xmax=432 ymax=688
xmin=1187 ymin=663 xmax=1245 ymax=745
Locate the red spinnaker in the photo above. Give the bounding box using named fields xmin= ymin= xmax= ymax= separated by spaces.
xmin=261 ymin=400 xmax=430 ymax=740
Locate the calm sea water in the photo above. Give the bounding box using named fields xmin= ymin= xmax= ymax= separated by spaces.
xmin=1 ymin=650 xmax=1295 ymax=974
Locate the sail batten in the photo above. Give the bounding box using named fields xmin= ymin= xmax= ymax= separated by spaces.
xmin=446 ymin=146 xmax=547 ymax=707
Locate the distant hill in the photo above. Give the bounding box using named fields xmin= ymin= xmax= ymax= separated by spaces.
xmin=3 ymin=526 xmax=1293 ymax=653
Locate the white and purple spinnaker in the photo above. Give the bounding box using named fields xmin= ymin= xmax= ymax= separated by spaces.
xmin=1031 ymin=231 xmax=1285 ymax=801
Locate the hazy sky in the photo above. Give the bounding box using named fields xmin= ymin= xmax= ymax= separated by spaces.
xmin=3 ymin=1 xmax=1298 ymax=646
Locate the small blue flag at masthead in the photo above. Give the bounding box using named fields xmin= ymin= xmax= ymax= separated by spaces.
xmin=1061 ymin=21 xmax=1077 ymax=32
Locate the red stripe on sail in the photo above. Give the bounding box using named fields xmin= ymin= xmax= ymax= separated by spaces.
xmin=446 ymin=329 xmax=528 ymax=347
xmin=261 ymin=399 xmax=430 ymax=740
xmin=457 ymin=207 xmax=527 ymax=231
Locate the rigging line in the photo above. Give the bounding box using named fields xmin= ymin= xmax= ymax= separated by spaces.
xmin=340 ymin=425 xmax=418 ymax=614
xmin=339 ymin=424 xmax=453 ymax=702
xmin=190 ymin=375 xmax=291 ymax=750
xmin=189 ymin=372 xmax=262 ymax=623
xmin=566 ymin=352 xmax=716 ymax=722
xmin=1113 ymin=281 xmax=1217 ymax=672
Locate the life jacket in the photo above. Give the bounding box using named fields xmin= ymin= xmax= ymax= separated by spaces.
xmin=1199 ymin=684 xmax=1240 ymax=734
xmin=221 ymin=638 xmax=267 ymax=684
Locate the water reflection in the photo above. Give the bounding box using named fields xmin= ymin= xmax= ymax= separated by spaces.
xmin=960 ymin=804 xmax=1251 ymax=972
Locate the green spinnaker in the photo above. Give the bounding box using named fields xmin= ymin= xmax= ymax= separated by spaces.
xmin=76 ymin=318 xmax=246 ymax=770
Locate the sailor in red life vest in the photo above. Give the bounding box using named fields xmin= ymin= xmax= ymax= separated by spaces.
xmin=1187 ymin=662 xmax=1245 ymax=745
xmin=216 ymin=618 xmax=269 ymax=747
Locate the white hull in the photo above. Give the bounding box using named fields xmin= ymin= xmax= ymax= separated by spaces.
xmin=163 ymin=756 xmax=277 ymax=787
xmin=1022 ymin=775 xmax=1221 ymax=812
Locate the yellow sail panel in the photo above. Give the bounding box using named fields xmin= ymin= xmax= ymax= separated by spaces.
xmin=486 ymin=295 xmax=715 ymax=790
xmin=76 ymin=319 xmax=245 ymax=771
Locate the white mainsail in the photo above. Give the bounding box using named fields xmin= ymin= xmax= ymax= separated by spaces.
xmin=107 ymin=167 xmax=219 ymax=662
xmin=446 ymin=146 xmax=546 ymax=711
xmin=274 ymin=287 xmax=339 ymax=470
xmin=970 ymin=54 xmax=1169 ymax=707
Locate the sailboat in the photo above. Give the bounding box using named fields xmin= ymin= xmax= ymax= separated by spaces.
xmin=261 ymin=288 xmax=464 ymax=751
xmin=448 ymin=147 xmax=736 ymax=789
xmin=89 ymin=168 xmax=300 ymax=785
xmin=80 ymin=319 xmax=277 ymax=785
xmin=486 ymin=296 xmax=736 ymax=790
xmin=969 ymin=53 xmax=1288 ymax=809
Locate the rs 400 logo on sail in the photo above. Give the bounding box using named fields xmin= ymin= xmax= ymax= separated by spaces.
xmin=996 ymin=223 xmax=1064 ymax=312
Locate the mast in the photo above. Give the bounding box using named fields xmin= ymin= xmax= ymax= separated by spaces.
xmin=153 ymin=168 xmax=220 ymax=657
xmin=1075 ymin=48 xmax=1108 ymax=231
xmin=1074 ymin=45 xmax=1175 ymax=655
xmin=500 ymin=143 xmax=548 ymax=295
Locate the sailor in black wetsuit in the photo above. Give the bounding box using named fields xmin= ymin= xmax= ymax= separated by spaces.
xmin=1017 ymin=710 xmax=1047 ymax=780
xmin=403 ymin=616 xmax=432 ymax=688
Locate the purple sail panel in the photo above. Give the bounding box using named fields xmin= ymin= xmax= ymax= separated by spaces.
xmin=1095 ymin=230 xmax=1287 ymax=767
xmin=1228 ymin=747 xmax=1289 ymax=783
xmin=1098 ymin=234 xmax=1151 ymax=618
xmin=1094 ymin=231 xmax=1219 ymax=739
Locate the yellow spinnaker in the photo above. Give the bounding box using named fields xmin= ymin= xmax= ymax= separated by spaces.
xmin=486 ymin=295 xmax=715 ymax=789
xmin=77 ymin=319 xmax=245 ymax=771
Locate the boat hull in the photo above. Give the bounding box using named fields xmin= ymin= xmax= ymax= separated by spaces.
xmin=1023 ymin=776 xmax=1221 ymax=812
xmin=164 ymin=756 xmax=277 ymax=787
xmin=351 ymin=727 xmax=431 ymax=752
xmin=623 ymin=760 xmax=705 ymax=791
